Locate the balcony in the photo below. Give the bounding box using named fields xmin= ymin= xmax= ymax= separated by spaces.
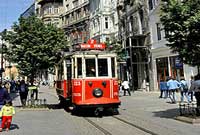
xmin=41 ymin=14 xmax=60 ymax=20
xmin=62 ymin=15 xmax=89 ymax=29
xmin=37 ymin=0 xmax=62 ymax=5
xmin=63 ymin=0 xmax=89 ymax=16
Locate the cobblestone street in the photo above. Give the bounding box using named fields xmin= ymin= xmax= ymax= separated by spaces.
xmin=1 ymin=86 xmax=199 ymax=135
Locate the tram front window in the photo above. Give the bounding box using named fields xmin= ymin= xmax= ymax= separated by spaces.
xmin=86 ymin=59 xmax=96 ymax=77
xmin=98 ymin=59 xmax=108 ymax=76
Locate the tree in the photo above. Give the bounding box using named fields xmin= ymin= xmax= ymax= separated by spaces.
xmin=105 ymin=37 xmax=124 ymax=61
xmin=1 ymin=15 xmax=68 ymax=81
xmin=160 ymin=0 xmax=200 ymax=67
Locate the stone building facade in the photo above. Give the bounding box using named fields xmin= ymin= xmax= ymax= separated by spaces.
xmin=117 ymin=0 xmax=151 ymax=91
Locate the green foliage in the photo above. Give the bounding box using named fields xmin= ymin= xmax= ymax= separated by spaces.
xmin=1 ymin=15 xmax=68 ymax=78
xmin=160 ymin=0 xmax=200 ymax=66
xmin=105 ymin=38 xmax=124 ymax=61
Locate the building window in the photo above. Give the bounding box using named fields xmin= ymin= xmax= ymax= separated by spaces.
xmin=49 ymin=6 xmax=53 ymax=14
xmin=54 ymin=6 xmax=59 ymax=14
xmin=106 ymin=37 xmax=110 ymax=42
xmin=73 ymin=0 xmax=79 ymax=8
xmin=105 ymin=17 xmax=108 ymax=29
xmin=66 ymin=4 xmax=69 ymax=11
xmin=156 ymin=23 xmax=162 ymax=41
xmin=148 ymin=0 xmax=157 ymax=10
xmin=148 ymin=0 xmax=153 ymax=10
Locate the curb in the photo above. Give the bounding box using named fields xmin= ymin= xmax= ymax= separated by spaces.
xmin=17 ymin=107 xmax=49 ymax=111
xmin=175 ymin=116 xmax=200 ymax=124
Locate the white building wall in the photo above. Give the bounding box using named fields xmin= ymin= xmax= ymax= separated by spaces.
xmin=89 ymin=0 xmax=118 ymax=42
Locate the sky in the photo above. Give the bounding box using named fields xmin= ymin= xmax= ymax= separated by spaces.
xmin=0 ymin=0 xmax=34 ymax=32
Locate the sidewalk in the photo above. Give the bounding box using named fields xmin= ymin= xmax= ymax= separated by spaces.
xmin=10 ymin=85 xmax=58 ymax=107
xmin=118 ymin=91 xmax=200 ymax=135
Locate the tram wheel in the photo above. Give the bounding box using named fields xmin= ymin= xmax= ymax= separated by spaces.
xmin=112 ymin=108 xmax=119 ymax=115
xmin=94 ymin=107 xmax=104 ymax=117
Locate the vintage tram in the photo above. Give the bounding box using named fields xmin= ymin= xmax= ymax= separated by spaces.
xmin=55 ymin=39 xmax=121 ymax=115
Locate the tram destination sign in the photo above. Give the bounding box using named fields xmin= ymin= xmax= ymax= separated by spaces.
xmin=75 ymin=39 xmax=106 ymax=50
xmin=80 ymin=43 xmax=106 ymax=50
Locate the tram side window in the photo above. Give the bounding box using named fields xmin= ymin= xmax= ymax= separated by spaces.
xmin=98 ymin=59 xmax=108 ymax=76
xmin=66 ymin=59 xmax=72 ymax=79
xmin=111 ymin=58 xmax=115 ymax=77
xmin=86 ymin=59 xmax=96 ymax=77
xmin=77 ymin=58 xmax=82 ymax=78
xmin=58 ymin=63 xmax=64 ymax=80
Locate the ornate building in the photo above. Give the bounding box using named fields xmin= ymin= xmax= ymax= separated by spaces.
xmin=36 ymin=0 xmax=63 ymax=27
xmin=117 ymin=0 xmax=151 ymax=91
xmin=89 ymin=0 xmax=118 ymax=43
xmin=60 ymin=0 xmax=90 ymax=49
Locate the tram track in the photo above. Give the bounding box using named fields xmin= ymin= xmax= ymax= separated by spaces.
xmin=84 ymin=117 xmax=112 ymax=135
xmin=84 ymin=115 xmax=159 ymax=135
xmin=112 ymin=116 xmax=159 ymax=135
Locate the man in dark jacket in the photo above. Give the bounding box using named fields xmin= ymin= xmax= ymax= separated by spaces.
xmin=0 ymin=82 xmax=10 ymax=109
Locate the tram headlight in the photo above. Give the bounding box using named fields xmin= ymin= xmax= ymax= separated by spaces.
xmin=93 ymin=88 xmax=103 ymax=97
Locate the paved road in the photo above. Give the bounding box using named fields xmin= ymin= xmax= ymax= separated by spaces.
xmin=5 ymin=86 xmax=104 ymax=135
xmin=1 ymin=86 xmax=200 ymax=135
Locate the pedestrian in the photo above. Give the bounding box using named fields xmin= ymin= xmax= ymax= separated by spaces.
xmin=19 ymin=80 xmax=28 ymax=107
xmin=0 ymin=100 xmax=15 ymax=132
xmin=189 ymin=76 xmax=194 ymax=102
xmin=0 ymin=82 xmax=10 ymax=109
xmin=167 ymin=76 xmax=180 ymax=104
xmin=4 ymin=81 xmax=10 ymax=94
xmin=190 ymin=74 xmax=200 ymax=115
xmin=28 ymin=80 xmax=39 ymax=100
xmin=121 ymin=80 xmax=131 ymax=96
xmin=15 ymin=80 xmax=21 ymax=93
xmin=9 ymin=79 xmax=15 ymax=93
xmin=180 ymin=77 xmax=190 ymax=103
xmin=159 ymin=79 xmax=167 ymax=98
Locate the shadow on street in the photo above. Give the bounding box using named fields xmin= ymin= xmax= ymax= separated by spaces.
xmin=152 ymin=108 xmax=179 ymax=119
xmin=9 ymin=123 xmax=19 ymax=131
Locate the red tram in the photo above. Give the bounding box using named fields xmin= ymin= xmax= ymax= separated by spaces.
xmin=55 ymin=39 xmax=121 ymax=115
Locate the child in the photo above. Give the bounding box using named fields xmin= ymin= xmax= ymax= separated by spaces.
xmin=0 ymin=100 xmax=15 ymax=132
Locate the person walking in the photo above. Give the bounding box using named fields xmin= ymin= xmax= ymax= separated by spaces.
xmin=0 ymin=100 xmax=15 ymax=132
xmin=190 ymin=74 xmax=200 ymax=115
xmin=4 ymin=81 xmax=11 ymax=94
xmin=121 ymin=80 xmax=131 ymax=96
xmin=28 ymin=81 xmax=39 ymax=100
xmin=189 ymin=76 xmax=194 ymax=102
xmin=180 ymin=77 xmax=190 ymax=103
xmin=167 ymin=77 xmax=180 ymax=104
xmin=19 ymin=80 xmax=28 ymax=107
xmin=159 ymin=79 xmax=168 ymax=98
xmin=0 ymin=83 xmax=10 ymax=109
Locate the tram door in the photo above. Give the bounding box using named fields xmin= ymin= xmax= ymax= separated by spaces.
xmin=66 ymin=58 xmax=72 ymax=96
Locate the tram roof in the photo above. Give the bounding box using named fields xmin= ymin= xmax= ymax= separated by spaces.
xmin=63 ymin=50 xmax=117 ymax=57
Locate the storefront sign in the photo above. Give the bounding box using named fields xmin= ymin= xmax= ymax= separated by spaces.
xmin=175 ymin=58 xmax=183 ymax=69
